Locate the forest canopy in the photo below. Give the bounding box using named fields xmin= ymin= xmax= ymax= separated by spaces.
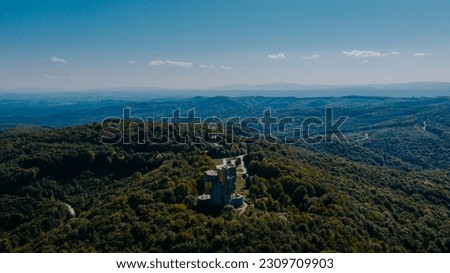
xmin=0 ymin=121 xmax=449 ymax=252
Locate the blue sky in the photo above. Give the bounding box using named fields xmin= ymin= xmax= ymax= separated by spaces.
xmin=1 ymin=0 xmax=450 ymax=90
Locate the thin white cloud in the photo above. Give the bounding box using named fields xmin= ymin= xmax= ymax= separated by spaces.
xmin=200 ymin=64 xmax=215 ymax=69
xmin=359 ymin=60 xmax=369 ymax=64
xmin=43 ymin=74 xmax=75 ymax=80
xmin=149 ymin=60 xmax=193 ymax=68
xmin=199 ymin=64 xmax=231 ymax=69
xmin=126 ymin=60 xmax=136 ymax=64
xmin=343 ymin=50 xmax=382 ymax=57
xmin=51 ymin=56 xmax=66 ymax=63
xmin=166 ymin=60 xmax=193 ymax=68
xmin=413 ymin=52 xmax=427 ymax=56
xmin=268 ymin=53 xmax=286 ymax=60
xmin=302 ymin=54 xmax=320 ymax=60
xmin=149 ymin=60 xmax=166 ymax=66
xmin=342 ymin=50 xmax=400 ymax=58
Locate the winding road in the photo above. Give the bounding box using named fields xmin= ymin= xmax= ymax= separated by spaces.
xmin=63 ymin=202 xmax=76 ymax=217
xmin=423 ymin=121 xmax=428 ymax=132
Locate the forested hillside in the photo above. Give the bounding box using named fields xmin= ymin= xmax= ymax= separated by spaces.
xmin=0 ymin=123 xmax=449 ymax=252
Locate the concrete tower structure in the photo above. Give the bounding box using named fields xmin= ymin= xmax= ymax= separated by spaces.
xmin=199 ymin=163 xmax=242 ymax=208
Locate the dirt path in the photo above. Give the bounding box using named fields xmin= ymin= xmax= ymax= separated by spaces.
xmin=63 ymin=202 xmax=76 ymax=217
xmin=238 ymin=202 xmax=248 ymax=215
xmin=355 ymin=133 xmax=369 ymax=141
xmin=236 ymin=155 xmax=247 ymax=174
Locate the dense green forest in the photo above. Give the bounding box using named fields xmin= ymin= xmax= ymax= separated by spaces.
xmin=0 ymin=120 xmax=449 ymax=252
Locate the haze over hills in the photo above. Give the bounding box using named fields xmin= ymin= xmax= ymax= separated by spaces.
xmin=0 ymin=94 xmax=449 ymax=129
xmin=205 ymin=81 xmax=450 ymax=97
xmin=0 ymin=98 xmax=449 ymax=252
xmin=209 ymin=81 xmax=450 ymax=91
xmin=1 ymin=81 xmax=449 ymax=98
xmin=1 ymin=90 xmax=449 ymax=253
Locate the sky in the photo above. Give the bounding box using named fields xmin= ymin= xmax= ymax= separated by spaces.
xmin=1 ymin=0 xmax=450 ymax=90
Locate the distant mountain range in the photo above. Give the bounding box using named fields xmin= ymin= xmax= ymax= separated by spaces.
xmin=209 ymin=81 xmax=450 ymax=91
xmin=204 ymin=81 xmax=450 ymax=97
xmin=1 ymin=81 xmax=449 ymax=98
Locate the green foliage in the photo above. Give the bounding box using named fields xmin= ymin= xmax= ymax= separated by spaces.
xmin=0 ymin=122 xmax=449 ymax=253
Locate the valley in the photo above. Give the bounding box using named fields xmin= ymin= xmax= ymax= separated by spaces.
xmin=0 ymin=95 xmax=449 ymax=252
